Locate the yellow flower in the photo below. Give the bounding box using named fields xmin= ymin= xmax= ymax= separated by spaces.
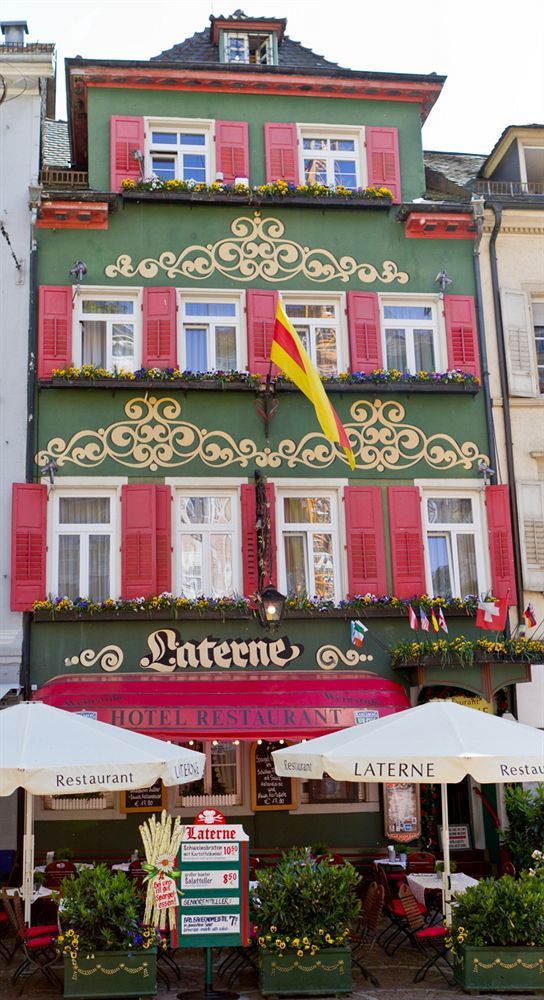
xmin=297 ymin=949 xmax=304 ymax=957
xmin=270 ymin=925 xmax=277 ymax=933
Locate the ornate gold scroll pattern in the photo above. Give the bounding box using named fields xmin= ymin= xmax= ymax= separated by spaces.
xmin=64 ymin=646 xmax=124 ymax=672
xmin=104 ymin=213 xmax=409 ymax=285
xmin=316 ymin=646 xmax=374 ymax=670
xmin=36 ymin=396 xmax=489 ymax=472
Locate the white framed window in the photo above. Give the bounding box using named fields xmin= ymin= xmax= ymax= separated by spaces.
xmin=282 ymin=294 xmax=345 ymax=374
xmin=533 ymin=300 xmax=544 ymax=393
xmin=518 ymin=482 xmax=544 ymax=591
xmin=277 ymin=487 xmax=342 ymax=601
xmin=519 ymin=144 xmax=544 ymax=193
xmin=421 ymin=489 xmax=488 ymax=599
xmin=51 ymin=489 xmax=118 ymax=601
xmin=223 ymin=31 xmax=275 ymax=65
xmin=175 ymin=740 xmax=242 ymax=807
xmin=174 ymin=487 xmax=240 ymax=598
xmin=145 ymin=118 xmax=214 ymax=183
xmin=179 ymin=293 xmax=244 ymax=372
xmin=381 ymin=296 xmax=442 ymax=373
xmin=74 ymin=290 xmax=140 ymax=371
xmin=298 ymin=124 xmax=365 ymax=190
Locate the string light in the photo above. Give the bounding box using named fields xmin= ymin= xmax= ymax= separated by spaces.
xmin=257 ymin=739 xmax=263 ymax=745
xmin=233 ymin=739 xmax=240 ymax=746
xmin=212 ymin=739 xmax=219 ymax=746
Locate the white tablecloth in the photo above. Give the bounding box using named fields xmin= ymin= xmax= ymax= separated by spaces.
xmin=6 ymin=885 xmax=53 ymax=903
xmin=373 ymin=858 xmax=407 ymax=870
xmin=111 ymin=863 xmax=130 ymax=872
xmin=407 ymin=872 xmax=478 ymax=907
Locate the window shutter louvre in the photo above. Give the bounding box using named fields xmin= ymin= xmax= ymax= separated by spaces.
xmin=365 ymin=127 xmax=401 ymax=202
xmin=155 ymin=485 xmax=172 ymax=595
xmin=142 ymin=287 xmax=177 ymax=368
xmin=264 ymin=123 xmax=299 ymax=184
xmin=485 ymin=485 xmax=517 ymax=605
xmin=38 ymin=286 xmax=72 ymax=379
xmin=346 ymin=292 xmax=382 ymax=371
xmin=387 ymin=486 xmax=426 ymax=598
xmin=215 ymin=121 xmax=249 ymax=184
xmin=121 ymin=484 xmax=157 ymax=599
xmin=444 ymin=295 xmax=481 ymax=378
xmin=240 ymin=482 xmax=276 ymax=597
xmin=11 ymin=483 xmax=47 ymax=611
xmin=500 ymin=289 xmax=538 ymax=396
xmin=110 ymin=116 xmax=144 ymax=192
xmin=344 ymin=487 xmax=387 ymax=595
xmin=518 ymin=482 xmax=544 ymax=591
xmin=246 ymin=288 xmax=278 ymax=375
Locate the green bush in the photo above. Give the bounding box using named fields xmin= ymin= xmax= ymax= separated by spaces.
xmin=60 ymin=863 xmax=142 ymax=952
xmin=254 ymin=847 xmax=361 ymax=956
xmin=449 ymin=874 xmax=544 ymax=953
xmin=501 ymin=784 xmax=544 ymax=872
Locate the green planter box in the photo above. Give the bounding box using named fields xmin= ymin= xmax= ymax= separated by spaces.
xmin=259 ymin=947 xmax=352 ymax=996
xmin=63 ymin=950 xmax=157 ymax=998
xmin=454 ymin=945 xmax=544 ymax=993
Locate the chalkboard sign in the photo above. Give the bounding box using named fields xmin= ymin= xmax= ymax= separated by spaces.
xmin=120 ymin=779 xmax=167 ymax=813
xmin=250 ymin=741 xmax=296 ymax=811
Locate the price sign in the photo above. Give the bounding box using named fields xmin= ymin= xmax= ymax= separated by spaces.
xmin=177 ymin=810 xmax=250 ymax=949
xmin=250 ymin=741 xmax=296 ymax=811
xmin=120 ymin=778 xmax=166 ymax=813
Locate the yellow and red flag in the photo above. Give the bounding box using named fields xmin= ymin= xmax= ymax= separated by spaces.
xmin=270 ymin=300 xmax=355 ymax=469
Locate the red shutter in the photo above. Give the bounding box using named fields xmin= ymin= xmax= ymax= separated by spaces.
xmin=344 ymin=487 xmax=387 ymax=596
xmin=155 ymin=486 xmax=172 ymax=595
xmin=365 ymin=127 xmax=401 ymax=202
xmin=388 ymin=486 xmax=426 ymax=598
xmin=215 ymin=121 xmax=249 ymax=184
xmin=444 ymin=295 xmax=481 ymax=378
xmin=11 ymin=483 xmax=47 ymax=611
xmin=485 ymin=485 xmax=517 ymax=605
xmin=346 ymin=292 xmax=382 ymax=371
xmin=264 ymin=123 xmax=299 ymax=184
xmin=246 ymin=289 xmax=278 ymax=375
xmin=110 ymin=116 xmax=144 ymax=192
xmin=142 ymin=287 xmax=177 ymax=369
xmin=38 ymin=286 xmax=72 ymax=379
xmin=121 ymin=484 xmax=157 ymax=599
xmin=241 ymin=482 xmax=277 ymax=597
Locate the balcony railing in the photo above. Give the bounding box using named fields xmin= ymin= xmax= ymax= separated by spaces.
xmin=474 ymin=179 xmax=544 ymax=196
xmin=40 ymin=168 xmax=89 ymax=190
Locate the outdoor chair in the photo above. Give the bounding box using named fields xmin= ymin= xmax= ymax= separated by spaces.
xmin=502 ymin=860 xmax=516 ymax=877
xmin=0 ymin=890 xmax=60 ymax=992
xmin=0 ymin=905 xmax=10 ymax=961
xmin=407 ymin=851 xmax=436 ymax=874
xmin=350 ymin=881 xmax=383 ymax=986
xmin=44 ymin=860 xmax=76 ymax=889
xmin=217 ymin=925 xmax=258 ymax=988
xmin=157 ymin=927 xmax=182 ymax=988
xmin=397 ymin=883 xmax=452 ymax=983
xmin=127 ymin=859 xmax=147 ymax=891
xmin=375 ymin=863 xmax=426 ymax=956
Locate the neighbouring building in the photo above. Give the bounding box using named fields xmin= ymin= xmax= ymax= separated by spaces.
xmin=0 ymin=19 xmax=55 ymax=870
xmin=13 ymin=12 xmax=535 ymax=867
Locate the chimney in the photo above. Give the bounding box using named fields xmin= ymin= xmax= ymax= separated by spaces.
xmin=1 ymin=21 xmax=29 ymax=46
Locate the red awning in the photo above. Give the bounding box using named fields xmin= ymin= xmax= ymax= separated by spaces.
xmin=35 ymin=673 xmax=410 ymax=741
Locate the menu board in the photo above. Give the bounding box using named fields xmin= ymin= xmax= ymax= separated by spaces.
xmin=250 ymin=741 xmax=296 ymax=811
xmin=120 ymin=779 xmax=167 ymax=813
xmin=383 ymin=783 xmax=421 ymax=842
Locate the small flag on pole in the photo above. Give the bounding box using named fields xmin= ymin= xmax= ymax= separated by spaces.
xmin=408 ymin=605 xmax=419 ymax=630
xmin=524 ymin=603 xmax=537 ymax=628
xmin=351 ymin=620 xmax=368 ymax=647
xmin=270 ymin=300 xmax=355 ymax=469
xmin=420 ymin=608 xmax=430 ymax=632
xmin=475 ymin=597 xmax=508 ymax=631
xmin=430 ymin=609 xmax=440 ymax=633
xmin=438 ymin=607 xmax=448 ymax=633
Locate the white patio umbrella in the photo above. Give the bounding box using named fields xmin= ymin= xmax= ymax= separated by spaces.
xmin=272 ymin=700 xmax=544 ymax=923
xmin=0 ymin=701 xmax=206 ymax=923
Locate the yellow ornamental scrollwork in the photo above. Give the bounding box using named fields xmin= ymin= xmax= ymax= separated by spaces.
xmin=104 ymin=213 xmax=410 ymax=286
xmin=35 ymin=396 xmax=488 ymax=473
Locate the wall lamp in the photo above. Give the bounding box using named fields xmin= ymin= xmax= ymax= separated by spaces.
xmin=69 ymin=260 xmax=87 ymax=283
xmin=258 ymin=586 xmax=286 ymax=630
xmin=435 ymin=269 xmax=453 ymax=293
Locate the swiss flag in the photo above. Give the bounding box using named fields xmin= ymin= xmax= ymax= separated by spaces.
xmin=475 ymin=597 xmax=508 ymax=631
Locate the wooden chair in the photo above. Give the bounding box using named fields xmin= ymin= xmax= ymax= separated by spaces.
xmin=44 ymin=860 xmax=76 ymax=889
xmin=397 ymin=884 xmax=451 ymax=982
xmin=350 ymin=881 xmax=383 ymax=986
xmin=375 ymin=863 xmax=426 ymax=955
xmin=502 ymin=860 xmax=516 ymax=877
xmin=126 ymin=859 xmax=147 ymax=891
xmin=407 ymin=851 xmax=436 ymax=874
xmin=0 ymin=890 xmax=60 ymax=991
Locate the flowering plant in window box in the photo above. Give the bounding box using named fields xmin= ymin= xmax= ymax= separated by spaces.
xmin=120 ymin=176 xmax=394 ymax=204
xmin=390 ymin=635 xmax=544 ymax=668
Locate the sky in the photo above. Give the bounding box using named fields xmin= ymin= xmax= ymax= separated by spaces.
xmin=3 ymin=0 xmax=544 ymax=154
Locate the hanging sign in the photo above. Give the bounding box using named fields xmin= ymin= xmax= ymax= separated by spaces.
xmin=152 ymin=873 xmax=179 ymax=911
xmin=177 ymin=809 xmax=250 ymax=949
xmin=383 ymin=783 xmax=421 ymax=842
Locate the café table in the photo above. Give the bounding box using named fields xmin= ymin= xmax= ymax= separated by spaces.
xmin=34 ymin=862 xmax=94 ymax=874
xmin=5 ymin=885 xmax=53 ymax=904
xmin=111 ymin=862 xmax=130 ymax=872
xmin=373 ymin=857 xmax=407 ymax=870
xmin=407 ymin=871 xmax=478 ymax=908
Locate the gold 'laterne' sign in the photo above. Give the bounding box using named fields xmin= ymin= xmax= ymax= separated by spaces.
xmin=104 ymin=213 xmax=410 ymax=285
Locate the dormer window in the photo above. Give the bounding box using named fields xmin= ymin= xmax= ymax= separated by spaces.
xmin=520 ymin=145 xmax=544 ymax=193
xmin=222 ymin=30 xmax=276 ymax=65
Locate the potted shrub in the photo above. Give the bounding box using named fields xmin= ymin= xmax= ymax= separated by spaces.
xmin=500 ymin=783 xmax=544 ymax=872
xmin=57 ymin=864 xmax=158 ymax=998
xmin=254 ymin=847 xmax=361 ymax=996
xmin=448 ymin=866 xmax=544 ymax=992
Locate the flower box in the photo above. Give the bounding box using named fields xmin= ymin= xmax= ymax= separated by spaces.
xmin=453 ymin=945 xmax=544 ymax=993
xmin=259 ymin=947 xmax=352 ymax=996
xmin=63 ymin=949 xmax=157 ymax=998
